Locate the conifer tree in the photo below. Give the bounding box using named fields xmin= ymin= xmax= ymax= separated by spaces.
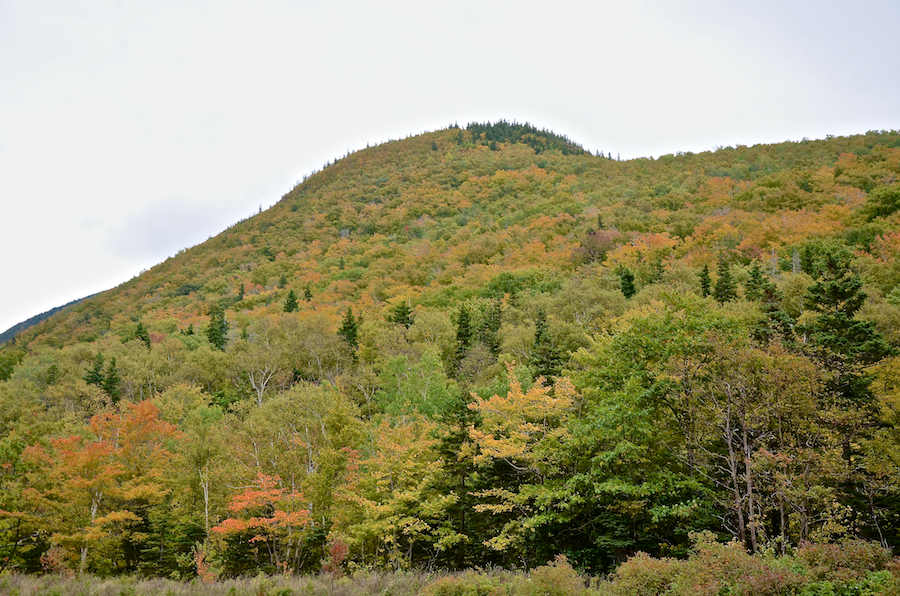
xmin=103 ymin=357 xmax=121 ymax=403
xmin=619 ymin=268 xmax=636 ymax=299
xmin=84 ymin=352 xmax=105 ymax=387
xmin=338 ymin=307 xmax=359 ymax=353
xmin=752 ymin=282 xmax=795 ymax=344
xmin=713 ymin=257 xmax=737 ymax=303
xmin=744 ymin=262 xmax=765 ymax=301
xmin=304 ymin=286 xmax=313 ymax=302
xmin=135 ymin=321 xmax=151 ymax=349
xmin=278 ymin=274 xmax=288 ymax=288
xmin=478 ymin=299 xmax=502 ymax=356
xmin=453 ymin=306 xmax=473 ymax=369
xmin=387 ymin=301 xmax=414 ymax=329
xmin=238 ymin=283 xmax=245 ymax=301
xmin=699 ymin=264 xmax=711 ymax=297
xmin=803 ymin=249 xmax=894 ymax=404
xmin=531 ymin=308 xmax=562 ymax=380
xmin=283 ymin=289 xmax=299 ymax=313
xmin=206 ymin=305 xmax=229 ymax=351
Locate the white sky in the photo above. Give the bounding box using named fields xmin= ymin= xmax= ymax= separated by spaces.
xmin=1 ymin=0 xmax=898 ymax=334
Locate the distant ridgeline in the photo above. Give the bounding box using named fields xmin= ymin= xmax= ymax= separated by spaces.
xmin=464 ymin=120 xmax=589 ymax=155
xmin=0 ymin=293 xmax=96 ymax=346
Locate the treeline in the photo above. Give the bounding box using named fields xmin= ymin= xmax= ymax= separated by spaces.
xmin=0 ymin=127 xmax=899 ymax=579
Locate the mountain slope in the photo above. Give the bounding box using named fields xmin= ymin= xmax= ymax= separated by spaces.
xmin=2 ymin=122 xmax=900 ymax=576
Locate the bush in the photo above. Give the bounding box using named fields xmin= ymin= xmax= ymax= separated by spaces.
xmin=523 ymin=555 xmax=585 ymax=596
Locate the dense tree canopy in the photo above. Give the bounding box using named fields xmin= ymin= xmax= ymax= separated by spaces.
xmin=1 ymin=126 xmax=900 ymax=578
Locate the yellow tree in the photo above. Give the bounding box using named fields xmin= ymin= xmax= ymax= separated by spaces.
xmin=467 ymin=364 xmax=577 ymax=556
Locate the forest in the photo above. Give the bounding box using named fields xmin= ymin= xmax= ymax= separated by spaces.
xmin=2 ymin=122 xmax=900 ymax=593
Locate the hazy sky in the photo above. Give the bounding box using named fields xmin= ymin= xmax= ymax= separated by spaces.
xmin=1 ymin=0 xmax=898 ymax=334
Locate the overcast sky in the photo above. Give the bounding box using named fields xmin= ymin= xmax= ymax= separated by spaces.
xmin=1 ymin=0 xmax=898 ymax=334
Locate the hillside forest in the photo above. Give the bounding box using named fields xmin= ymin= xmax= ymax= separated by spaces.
xmin=2 ymin=123 xmax=900 ymax=582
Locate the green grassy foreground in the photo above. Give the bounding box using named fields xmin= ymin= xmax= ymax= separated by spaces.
xmin=4 ymin=538 xmax=900 ymax=596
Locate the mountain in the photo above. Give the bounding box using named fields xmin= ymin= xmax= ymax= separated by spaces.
xmin=1 ymin=122 xmax=900 ymax=577
xmin=0 ymin=293 xmax=96 ymax=346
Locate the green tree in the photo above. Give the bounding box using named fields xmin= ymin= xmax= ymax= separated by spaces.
xmin=304 ymin=286 xmax=313 ymax=302
xmin=531 ymin=308 xmax=562 ymax=380
xmin=205 ymin=305 xmax=229 ymax=351
xmin=84 ymin=352 xmax=105 ymax=388
xmin=135 ymin=322 xmax=151 ymax=349
xmin=453 ymin=306 xmax=473 ymax=371
xmin=387 ymin=301 xmax=414 ymax=329
xmin=478 ymin=299 xmax=502 ymax=357
xmin=745 ymin=262 xmax=765 ymax=301
xmin=283 ymin=289 xmax=299 ymax=313
xmin=713 ymin=257 xmax=737 ymax=303
xmin=238 ymin=283 xmax=245 ymax=301
xmin=338 ymin=307 xmax=359 ymax=353
xmin=699 ymin=263 xmax=712 ymax=297
xmin=102 ymin=357 xmax=121 ymax=403
xmin=619 ymin=268 xmax=636 ymax=299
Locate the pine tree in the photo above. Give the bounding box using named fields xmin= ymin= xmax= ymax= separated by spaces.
xmin=387 ymin=301 xmax=414 ymax=329
xmin=803 ymin=249 xmax=894 ymax=403
xmin=238 ymin=283 xmax=245 ymax=301
xmin=278 ymin=274 xmax=288 ymax=288
xmin=84 ymin=352 xmax=105 ymax=387
xmin=304 ymin=285 xmax=313 ymax=302
xmin=103 ymin=357 xmax=121 ymax=404
xmin=713 ymin=257 xmax=737 ymax=303
xmin=206 ymin=305 xmax=229 ymax=351
xmin=699 ymin=264 xmax=711 ymax=297
xmin=478 ymin=299 xmax=502 ymax=356
xmin=531 ymin=309 xmax=562 ymax=380
xmin=745 ymin=262 xmax=765 ymax=301
xmin=620 ymin=268 xmax=636 ymax=299
xmin=135 ymin=322 xmax=151 ymax=349
xmin=751 ymin=282 xmax=795 ymax=344
xmin=338 ymin=307 xmax=359 ymax=353
xmin=453 ymin=306 xmax=473 ymax=369
xmin=283 ymin=289 xmax=299 ymax=313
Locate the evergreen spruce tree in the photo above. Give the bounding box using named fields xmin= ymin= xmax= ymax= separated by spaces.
xmin=531 ymin=309 xmax=562 ymax=380
xmin=751 ymin=282 xmax=795 ymax=344
xmin=619 ymin=268 xmax=636 ymax=299
xmin=206 ymin=305 xmax=229 ymax=351
xmin=238 ymin=283 xmax=245 ymax=301
xmin=102 ymin=357 xmax=121 ymax=404
xmin=699 ymin=264 xmax=712 ymax=297
xmin=453 ymin=306 xmax=473 ymax=369
xmin=713 ymin=257 xmax=737 ymax=303
xmin=283 ymin=289 xmax=299 ymax=313
xmin=304 ymin=286 xmax=313 ymax=302
xmin=803 ymin=249 xmax=894 ymax=404
xmin=135 ymin=321 xmax=151 ymax=349
xmin=478 ymin=299 xmax=502 ymax=357
xmin=745 ymin=262 xmax=766 ymax=302
xmin=338 ymin=307 xmax=359 ymax=353
xmin=84 ymin=352 xmax=105 ymax=387
xmin=184 ymin=323 xmax=195 ymax=336
xmin=387 ymin=301 xmax=414 ymax=329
